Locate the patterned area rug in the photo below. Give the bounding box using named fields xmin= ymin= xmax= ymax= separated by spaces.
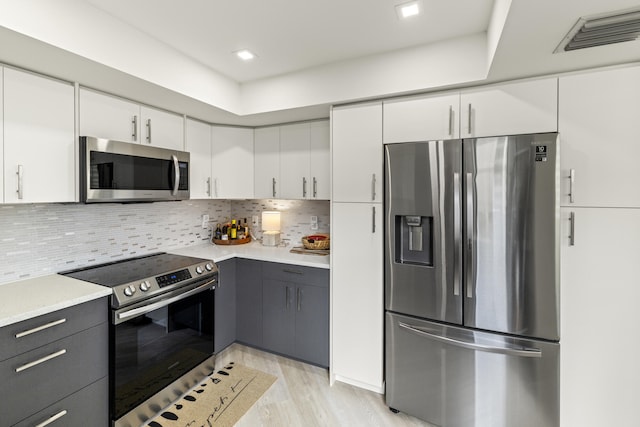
xmin=144 ymin=362 xmax=276 ymax=427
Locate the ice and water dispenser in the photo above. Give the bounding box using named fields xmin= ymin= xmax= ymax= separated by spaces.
xmin=394 ymin=215 xmax=433 ymax=266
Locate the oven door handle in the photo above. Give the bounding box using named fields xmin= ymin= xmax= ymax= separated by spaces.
xmin=116 ymin=279 xmax=215 ymax=323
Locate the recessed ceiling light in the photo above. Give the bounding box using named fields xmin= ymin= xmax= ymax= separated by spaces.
xmin=395 ymin=1 xmax=421 ymax=19
xmin=235 ymin=49 xmax=256 ymax=61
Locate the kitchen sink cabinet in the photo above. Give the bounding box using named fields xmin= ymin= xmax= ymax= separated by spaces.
xmin=0 ymin=297 xmax=108 ymax=426
xmin=262 ymin=262 xmax=329 ymax=367
xmin=383 ymin=92 xmax=460 ymax=142
xmin=332 ymin=102 xmax=383 ymax=203
xmin=559 ymin=66 xmax=640 ymax=208
xmin=215 ymin=259 xmax=237 ymax=353
xmin=79 ymin=87 xmax=184 ymax=150
xmin=235 ymin=258 xmax=263 ymax=347
xmin=3 ymin=67 xmax=75 ymax=203
xmin=254 ymin=126 xmax=281 ymax=198
xmin=211 ymin=126 xmax=254 ymax=199
xmin=460 ymin=78 xmax=558 ymax=138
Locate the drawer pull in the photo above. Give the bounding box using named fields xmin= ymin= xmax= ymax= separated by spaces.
xmin=35 ymin=410 xmax=67 ymax=427
xmin=15 ymin=318 xmax=66 ymax=339
xmin=16 ymin=349 xmax=66 ymax=373
xmin=283 ymin=268 xmax=303 ymax=275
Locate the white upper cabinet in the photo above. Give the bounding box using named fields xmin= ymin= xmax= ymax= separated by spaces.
xmin=332 ymin=102 xmax=383 ymax=203
xmin=310 ymin=121 xmax=330 ymax=200
xmin=0 ymin=68 xmax=3 ymax=202
xmin=4 ymin=68 xmax=75 ymax=203
xmin=559 ymin=66 xmax=640 ymax=208
xmin=280 ymin=123 xmax=311 ymax=199
xmin=79 ymin=88 xmax=184 ymax=150
xmin=384 ymin=93 xmax=460 ymax=142
xmin=254 ymin=127 xmax=280 ymax=199
xmin=185 ymin=118 xmax=212 ymax=199
xmin=460 ymin=78 xmax=558 ymax=138
xmin=211 ymin=126 xmax=254 ymax=199
xmin=140 ymin=105 xmax=185 ymax=151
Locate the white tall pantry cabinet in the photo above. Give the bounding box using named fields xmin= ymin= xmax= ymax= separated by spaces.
xmin=331 ymin=102 xmax=384 ymax=393
xmin=559 ymin=66 xmax=640 ymax=427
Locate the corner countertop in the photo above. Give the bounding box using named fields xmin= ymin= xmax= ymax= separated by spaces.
xmin=0 ymin=275 xmax=112 ymax=328
xmin=168 ymin=241 xmax=330 ymax=269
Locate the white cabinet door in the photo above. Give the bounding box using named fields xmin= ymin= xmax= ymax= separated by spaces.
xmin=211 ymin=126 xmax=254 ymax=199
xmin=332 ymin=102 xmax=383 ymax=203
xmin=383 ymin=93 xmax=460 ymax=143
xmin=460 ymin=78 xmax=558 ymax=138
xmin=140 ymin=106 xmax=184 ymax=150
xmin=79 ymin=88 xmax=140 ymax=143
xmin=331 ymin=202 xmax=383 ymax=392
xmin=254 ymin=127 xmax=280 ymax=199
xmin=4 ymin=68 xmax=75 ymax=203
xmin=185 ymin=119 xmax=212 ymax=199
xmin=280 ymin=123 xmax=310 ymax=199
xmin=560 ymin=207 xmax=640 ymax=427
xmin=310 ymin=121 xmax=330 ymax=200
xmin=0 ymin=67 xmax=3 ymax=202
xmin=559 ymin=66 xmax=640 ymax=208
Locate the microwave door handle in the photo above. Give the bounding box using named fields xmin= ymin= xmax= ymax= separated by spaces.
xmin=172 ymin=155 xmax=180 ymax=195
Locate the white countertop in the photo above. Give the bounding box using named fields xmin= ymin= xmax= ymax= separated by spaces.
xmin=169 ymin=241 xmax=330 ymax=269
xmin=0 ymin=275 xmax=111 ymax=328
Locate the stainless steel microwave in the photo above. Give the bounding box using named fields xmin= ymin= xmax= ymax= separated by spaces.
xmin=80 ymin=136 xmax=190 ymax=203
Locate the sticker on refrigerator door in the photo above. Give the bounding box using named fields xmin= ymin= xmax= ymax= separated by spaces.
xmin=534 ymin=145 xmax=548 ymax=162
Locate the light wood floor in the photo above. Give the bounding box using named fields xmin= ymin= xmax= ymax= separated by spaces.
xmin=213 ymin=343 xmax=434 ymax=427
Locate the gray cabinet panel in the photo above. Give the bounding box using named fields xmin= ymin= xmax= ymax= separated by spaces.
xmin=262 ymin=279 xmax=295 ymax=355
xmin=262 ymin=262 xmax=329 ymax=288
xmin=215 ymin=259 xmax=237 ymax=353
xmin=1 ymin=322 xmax=108 ymax=426
xmin=14 ymin=377 xmax=108 ymax=427
xmin=236 ymin=259 xmax=263 ymax=347
xmin=0 ymin=297 xmax=107 ymax=361
xmin=295 ymin=283 xmax=329 ymax=366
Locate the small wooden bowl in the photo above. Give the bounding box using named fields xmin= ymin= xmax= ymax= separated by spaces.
xmin=302 ymin=234 xmax=330 ymax=250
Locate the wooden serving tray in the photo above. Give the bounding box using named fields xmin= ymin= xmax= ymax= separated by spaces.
xmin=212 ymin=236 xmax=252 ymax=245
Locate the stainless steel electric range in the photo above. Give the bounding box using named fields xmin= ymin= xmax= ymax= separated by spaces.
xmin=61 ymin=252 xmax=218 ymax=427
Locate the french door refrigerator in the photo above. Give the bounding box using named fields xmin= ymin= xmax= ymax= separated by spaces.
xmin=384 ymin=133 xmax=560 ymax=427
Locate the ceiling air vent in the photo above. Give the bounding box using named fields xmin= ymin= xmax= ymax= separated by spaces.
xmin=555 ymin=8 xmax=640 ymax=53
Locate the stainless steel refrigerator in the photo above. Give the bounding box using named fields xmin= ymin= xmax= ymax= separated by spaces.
xmin=384 ymin=133 xmax=560 ymax=427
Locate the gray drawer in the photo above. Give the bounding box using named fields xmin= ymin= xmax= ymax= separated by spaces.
xmin=262 ymin=262 xmax=328 ymax=287
xmin=1 ymin=322 xmax=108 ymax=426
xmin=0 ymin=297 xmax=108 ymax=362
xmin=13 ymin=377 xmax=108 ymax=427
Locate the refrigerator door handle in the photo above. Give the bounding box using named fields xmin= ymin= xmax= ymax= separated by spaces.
xmin=453 ymin=172 xmax=461 ymax=296
xmin=398 ymin=322 xmax=542 ymax=358
xmin=465 ymin=172 xmax=474 ymax=299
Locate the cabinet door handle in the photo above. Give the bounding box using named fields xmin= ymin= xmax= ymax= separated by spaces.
xmin=297 ymin=287 xmax=301 ymax=312
xmin=371 ymin=173 xmax=377 ymax=201
xmin=132 ymin=115 xmax=138 ymax=141
xmin=272 ymin=178 xmax=277 ymax=198
xmin=285 ymin=286 xmax=290 ymax=310
xmin=283 ymin=268 xmax=303 ymax=275
xmin=568 ymin=169 xmax=575 ymax=203
xmin=35 ymin=410 xmax=68 ymax=427
xmin=16 ymin=164 xmax=24 ymax=200
xmin=569 ymin=212 xmax=575 ymax=246
xmin=303 ymin=177 xmax=307 ymax=198
xmin=146 ymin=118 xmax=152 ymax=144
xmin=372 ymin=206 xmax=376 ymax=233
xmin=206 ymin=177 xmax=211 ymax=197
xmin=313 ymin=177 xmax=318 ymax=198
xmin=448 ymin=105 xmax=454 ymax=136
xmin=15 ymin=318 xmax=66 ymax=339
xmin=467 ymin=103 xmax=472 ymax=135
xmin=16 ymin=349 xmax=67 ymax=373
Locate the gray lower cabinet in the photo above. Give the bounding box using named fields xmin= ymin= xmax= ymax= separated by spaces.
xmin=236 ymin=258 xmax=263 ymax=347
xmin=262 ymin=262 xmax=329 ymax=367
xmin=0 ymin=297 xmax=108 ymax=427
xmin=215 ymin=259 xmax=237 ymax=353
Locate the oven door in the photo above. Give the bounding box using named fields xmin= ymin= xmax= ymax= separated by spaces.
xmin=110 ymin=278 xmax=215 ymax=422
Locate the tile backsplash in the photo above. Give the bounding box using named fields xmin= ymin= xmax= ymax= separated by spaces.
xmin=0 ymin=199 xmax=329 ymax=285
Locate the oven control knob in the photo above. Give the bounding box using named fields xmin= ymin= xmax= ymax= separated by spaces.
xmin=124 ymin=285 xmax=136 ymax=297
xmin=205 ymin=263 xmax=213 ymax=271
xmin=140 ymin=281 xmax=150 ymax=292
xmin=196 ymin=266 xmax=204 ymax=274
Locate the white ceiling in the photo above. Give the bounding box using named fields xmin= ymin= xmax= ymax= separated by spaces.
xmin=1 ymin=0 xmax=640 ymax=126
